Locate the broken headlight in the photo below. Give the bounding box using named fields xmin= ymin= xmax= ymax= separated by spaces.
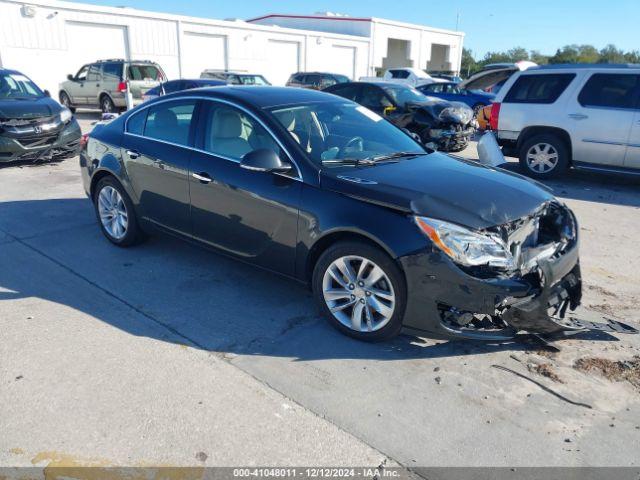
xmin=414 ymin=216 xmax=514 ymax=269
xmin=59 ymin=107 xmax=72 ymax=124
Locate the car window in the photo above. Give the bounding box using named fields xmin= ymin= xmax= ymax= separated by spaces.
xmin=306 ymin=74 xmax=322 ymax=86
xmin=128 ymin=64 xmax=162 ymax=81
xmin=87 ymin=65 xmax=101 ymax=82
xmin=327 ymin=84 xmax=360 ymax=101
xmin=359 ymin=85 xmax=392 ymax=109
xmin=0 ymin=71 xmax=43 ymax=98
xmin=269 ymin=102 xmax=423 ymax=165
xmin=389 ymin=70 xmax=409 ymax=79
xmin=445 ymin=84 xmax=461 ymax=94
xmin=425 ymin=84 xmax=442 ymax=93
xmin=238 ymin=75 xmax=269 ymax=85
xmin=200 ymin=102 xmax=280 ymax=161
xmin=578 ymin=73 xmax=640 ymax=109
xmin=102 ymin=62 xmax=122 ymax=82
xmin=334 ymin=74 xmax=350 ymax=83
xmin=126 ymin=110 xmax=147 ymax=135
xmin=75 ymin=65 xmax=89 ymax=81
xmin=320 ymin=76 xmax=337 ymax=89
xmin=143 ymin=101 xmax=196 ymax=146
xmin=381 ymin=85 xmax=426 ymax=108
xmin=503 ymin=73 xmax=575 ymax=104
xmin=162 ymin=80 xmax=183 ymax=94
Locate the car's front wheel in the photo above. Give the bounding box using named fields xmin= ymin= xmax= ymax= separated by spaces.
xmin=312 ymin=241 xmax=406 ymax=341
xmin=100 ymin=95 xmax=116 ymax=114
xmin=59 ymin=92 xmax=76 ymax=113
xmin=93 ymin=176 xmax=145 ymax=247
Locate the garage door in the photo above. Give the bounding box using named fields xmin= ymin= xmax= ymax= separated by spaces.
xmin=330 ymin=45 xmax=356 ymax=79
xmin=265 ymin=40 xmax=300 ymax=86
xmin=66 ymin=22 xmax=129 ymax=65
xmin=182 ymin=33 xmax=227 ymax=78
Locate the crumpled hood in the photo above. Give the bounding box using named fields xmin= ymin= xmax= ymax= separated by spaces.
xmin=0 ymin=97 xmax=62 ymax=120
xmin=320 ymin=153 xmax=555 ymax=230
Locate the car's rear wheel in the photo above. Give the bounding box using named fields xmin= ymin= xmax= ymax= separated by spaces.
xmin=93 ymin=176 xmax=144 ymax=247
xmin=59 ymin=92 xmax=76 ymax=113
xmin=312 ymin=241 xmax=406 ymax=341
xmin=519 ymin=133 xmax=569 ymax=179
xmin=100 ymin=95 xmax=116 ymax=114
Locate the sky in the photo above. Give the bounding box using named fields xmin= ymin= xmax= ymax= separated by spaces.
xmin=71 ymin=0 xmax=638 ymax=59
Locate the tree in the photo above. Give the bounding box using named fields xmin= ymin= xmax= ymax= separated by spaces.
xmin=529 ymin=50 xmax=549 ymax=65
xmin=599 ymin=44 xmax=626 ymax=63
xmin=460 ymin=47 xmax=478 ymax=78
xmin=624 ymin=50 xmax=640 ymax=64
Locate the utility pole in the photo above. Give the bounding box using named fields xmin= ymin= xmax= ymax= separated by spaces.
xmin=455 ymin=11 xmax=460 ymax=31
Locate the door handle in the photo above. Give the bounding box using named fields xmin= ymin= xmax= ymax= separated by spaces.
xmin=568 ymin=113 xmax=588 ymax=120
xmin=126 ymin=150 xmax=140 ymax=159
xmin=192 ymin=172 xmax=212 ymax=184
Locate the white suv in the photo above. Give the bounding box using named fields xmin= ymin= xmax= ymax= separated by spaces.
xmin=491 ymin=64 xmax=640 ymax=178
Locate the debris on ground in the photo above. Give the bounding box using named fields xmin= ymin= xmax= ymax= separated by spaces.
xmin=574 ymin=356 xmax=640 ymax=390
xmin=527 ymin=362 xmax=564 ymax=383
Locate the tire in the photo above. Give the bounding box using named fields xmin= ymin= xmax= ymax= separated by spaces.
xmin=100 ymin=95 xmax=116 ymax=114
xmin=519 ymin=133 xmax=569 ymax=179
xmin=59 ymin=91 xmax=76 ymax=113
xmin=312 ymin=241 xmax=407 ymax=342
xmin=93 ymin=176 xmax=145 ymax=247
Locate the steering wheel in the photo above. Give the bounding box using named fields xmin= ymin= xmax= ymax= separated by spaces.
xmin=342 ymin=136 xmax=364 ymax=156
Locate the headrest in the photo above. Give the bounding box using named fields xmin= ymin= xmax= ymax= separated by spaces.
xmin=212 ymin=109 xmax=243 ymax=138
xmin=154 ymin=109 xmax=178 ymax=129
xmin=275 ymin=110 xmax=296 ymax=131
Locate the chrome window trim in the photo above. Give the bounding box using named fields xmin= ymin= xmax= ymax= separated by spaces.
xmin=123 ymin=95 xmax=303 ymax=182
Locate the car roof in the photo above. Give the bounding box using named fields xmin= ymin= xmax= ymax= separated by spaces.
xmin=529 ymin=63 xmax=640 ymax=71
xmin=0 ymin=68 xmax=22 ymax=75
xmin=161 ymin=85 xmax=342 ymax=108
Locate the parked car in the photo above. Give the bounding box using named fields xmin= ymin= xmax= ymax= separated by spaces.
xmin=142 ymin=79 xmax=226 ymax=102
xmin=464 ymin=61 xmax=538 ymax=95
xmin=59 ymin=59 xmax=166 ymax=114
xmin=360 ymin=68 xmax=444 ymax=88
xmin=80 ymin=86 xmax=627 ymax=342
xmin=418 ymin=81 xmax=495 ymax=114
xmin=0 ymin=68 xmax=81 ymax=163
xmin=324 ymin=81 xmax=474 ymax=152
xmin=200 ymin=70 xmax=271 ymax=85
xmin=491 ymin=64 xmax=640 ymax=178
xmin=286 ymin=72 xmax=350 ymax=90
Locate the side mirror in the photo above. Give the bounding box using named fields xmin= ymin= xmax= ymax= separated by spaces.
xmin=240 ymin=149 xmax=292 ymax=173
xmin=43 ymin=90 xmax=51 ymax=98
xmin=67 ymin=74 xmax=74 ymax=81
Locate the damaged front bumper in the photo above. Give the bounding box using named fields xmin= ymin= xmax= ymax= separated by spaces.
xmin=428 ymin=125 xmax=475 ymax=152
xmin=400 ymin=204 xmax=638 ymax=340
xmin=0 ymin=119 xmax=82 ymax=163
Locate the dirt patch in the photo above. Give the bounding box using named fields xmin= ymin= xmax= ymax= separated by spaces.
xmin=585 ymin=284 xmax=619 ymax=298
xmin=574 ymin=356 xmax=640 ymax=390
xmin=527 ymin=363 xmax=564 ymax=383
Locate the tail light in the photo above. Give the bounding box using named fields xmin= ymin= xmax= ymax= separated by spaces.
xmin=489 ymin=102 xmax=501 ymax=131
xmin=117 ymin=81 xmax=127 ymax=93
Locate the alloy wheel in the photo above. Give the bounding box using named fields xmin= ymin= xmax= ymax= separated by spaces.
xmin=97 ymin=186 xmax=128 ymax=240
xmin=526 ymin=143 xmax=559 ymax=173
xmin=102 ymin=98 xmax=113 ymax=113
xmin=322 ymin=255 xmax=395 ymax=333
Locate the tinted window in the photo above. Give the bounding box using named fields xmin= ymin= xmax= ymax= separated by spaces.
xmin=143 ymin=101 xmax=196 ymax=146
xmin=424 ymin=84 xmax=443 ymax=93
xmin=578 ymin=74 xmax=640 ymax=109
xmin=162 ymin=80 xmax=183 ymax=93
xmin=102 ymin=62 xmax=122 ymax=81
xmin=359 ymin=85 xmax=393 ymax=109
xmin=389 ymin=70 xmax=409 ymax=79
xmin=126 ymin=110 xmax=147 ymax=135
xmin=128 ymin=64 xmax=162 ymax=81
xmin=201 ymin=102 xmax=280 ymax=161
xmin=327 ymin=84 xmax=360 ymax=101
xmin=306 ymin=74 xmax=321 ymax=86
xmin=320 ymin=75 xmax=337 ymax=88
xmin=504 ymin=73 xmax=575 ymax=104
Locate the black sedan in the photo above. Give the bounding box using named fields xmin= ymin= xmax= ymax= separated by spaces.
xmin=80 ymin=86 xmax=594 ymax=342
xmin=324 ymin=81 xmax=475 ymax=152
xmin=142 ymin=78 xmax=226 ymax=102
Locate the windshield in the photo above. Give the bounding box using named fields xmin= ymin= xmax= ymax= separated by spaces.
xmin=268 ymin=101 xmax=424 ymax=166
xmin=239 ymin=75 xmax=270 ymax=86
xmin=380 ymin=84 xmax=431 ymax=107
xmin=0 ymin=72 xmax=44 ymax=99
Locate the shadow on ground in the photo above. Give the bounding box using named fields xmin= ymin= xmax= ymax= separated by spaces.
xmin=0 ymin=196 xmax=624 ymax=364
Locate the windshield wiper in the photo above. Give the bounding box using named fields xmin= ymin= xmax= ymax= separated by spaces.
xmin=368 ymin=151 xmax=429 ymax=162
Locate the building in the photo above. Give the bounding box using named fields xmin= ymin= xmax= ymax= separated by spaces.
xmin=0 ymin=0 xmax=464 ymax=98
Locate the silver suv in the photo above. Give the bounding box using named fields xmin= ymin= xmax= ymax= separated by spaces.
xmin=492 ymin=64 xmax=640 ymax=178
xmin=59 ymin=59 xmax=166 ymax=113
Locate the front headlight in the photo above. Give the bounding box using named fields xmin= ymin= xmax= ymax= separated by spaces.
xmin=414 ymin=216 xmax=514 ymax=269
xmin=59 ymin=107 xmax=72 ymax=124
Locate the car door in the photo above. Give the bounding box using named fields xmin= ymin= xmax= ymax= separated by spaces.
xmin=121 ymin=99 xmax=197 ymax=234
xmin=623 ymin=87 xmax=640 ymax=170
xmin=566 ymin=72 xmax=639 ymax=166
xmin=188 ymin=100 xmax=302 ymax=276
xmin=68 ymin=65 xmax=89 ymax=104
xmin=84 ymin=64 xmax=102 ymax=107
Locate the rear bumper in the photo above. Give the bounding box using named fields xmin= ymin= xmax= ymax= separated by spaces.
xmin=0 ymin=119 xmax=82 ymax=163
xmin=399 ymin=242 xmax=581 ymax=340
